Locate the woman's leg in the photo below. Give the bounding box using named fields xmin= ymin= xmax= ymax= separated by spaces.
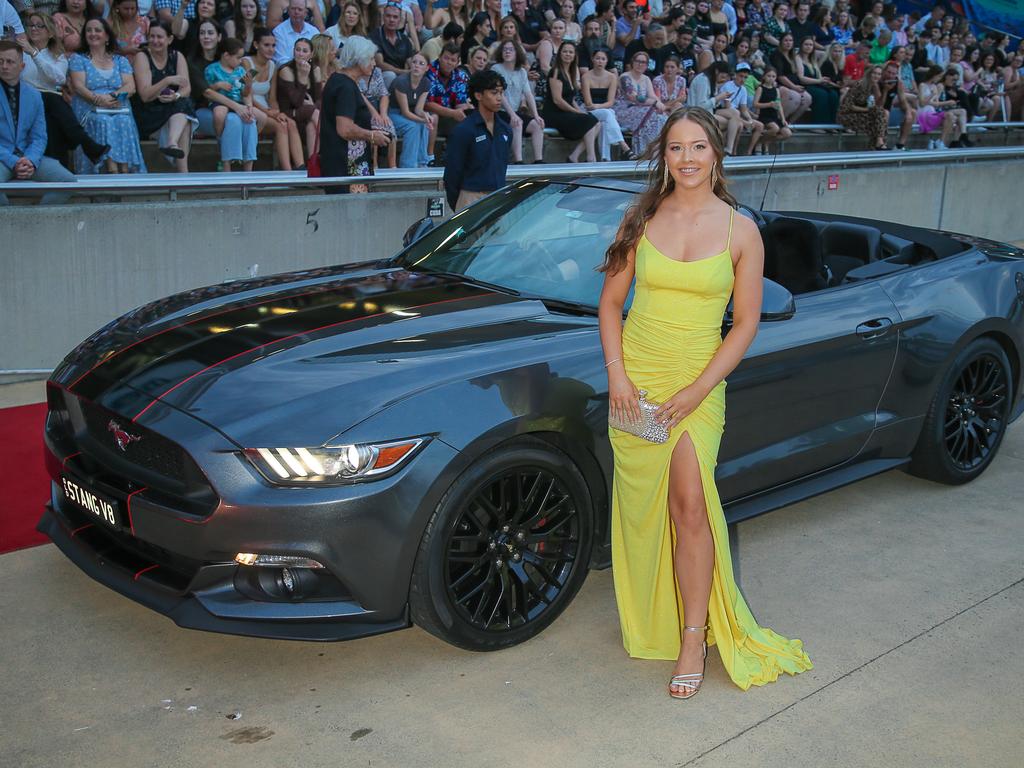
xmin=510 ymin=115 xmax=524 ymax=161
xmin=798 ymin=89 xmax=813 ymax=121
xmin=899 ymin=108 xmax=916 ymax=146
xmin=871 ymin=107 xmax=887 ymax=147
xmin=667 ymin=431 xmax=715 ymax=694
xmin=527 ymin=118 xmax=544 ymax=161
xmin=164 ymin=113 xmax=188 ymax=148
xmin=946 ymin=108 xmax=962 ymax=141
xmin=305 ymin=109 xmax=319 ymax=158
xmin=940 ymin=111 xmax=954 ymax=145
xmin=213 ymin=105 xmax=227 ymax=137
xmin=745 ymin=119 xmax=764 ymax=154
xmin=259 ymin=116 xmax=291 ymax=170
xmin=418 ymin=122 xmax=430 ymax=166
xmin=583 ymin=121 xmax=600 ymax=162
xmin=717 ymin=107 xmax=742 ymax=153
xmin=828 ymin=89 xmax=841 ymax=122
xmin=242 ymin=116 xmax=259 ymax=170
xmin=778 ymin=86 xmax=803 ymax=121
xmin=175 ymin=118 xmax=193 ymax=173
xmin=284 ymin=116 xmax=304 ymax=167
xmin=390 ymin=111 xmax=420 ymax=168
xmin=596 ymin=108 xmax=626 ymax=160
xmin=590 ymin=109 xmax=612 ymax=161
xmin=42 ymin=91 xmax=106 ymax=164
xmin=219 ymin=111 xmax=244 ymax=170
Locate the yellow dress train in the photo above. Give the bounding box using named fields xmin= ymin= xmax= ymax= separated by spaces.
xmin=609 ymin=210 xmax=813 ymax=690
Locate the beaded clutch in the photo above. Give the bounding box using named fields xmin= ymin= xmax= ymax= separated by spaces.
xmin=608 ymin=390 xmax=670 ymax=444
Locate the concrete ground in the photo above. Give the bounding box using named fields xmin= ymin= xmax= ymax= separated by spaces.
xmin=1 ymin=379 xmax=1022 ymax=768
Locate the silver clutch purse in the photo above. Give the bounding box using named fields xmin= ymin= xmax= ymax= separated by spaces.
xmin=608 ymin=389 xmax=670 ymax=443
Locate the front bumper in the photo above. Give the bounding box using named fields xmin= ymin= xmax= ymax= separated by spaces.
xmin=41 ymin=395 xmax=460 ymax=642
xmin=39 ymin=504 xmax=409 ymax=641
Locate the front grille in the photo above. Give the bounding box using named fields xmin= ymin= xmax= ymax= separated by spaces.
xmin=80 ymin=399 xmax=189 ymax=483
xmin=47 ymin=384 xmax=218 ymax=517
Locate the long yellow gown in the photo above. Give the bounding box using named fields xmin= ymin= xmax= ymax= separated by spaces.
xmin=609 ymin=209 xmax=813 ymax=690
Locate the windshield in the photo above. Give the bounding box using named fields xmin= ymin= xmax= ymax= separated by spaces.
xmin=394 ymin=182 xmax=634 ymax=307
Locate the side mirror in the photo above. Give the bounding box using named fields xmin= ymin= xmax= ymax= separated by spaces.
xmin=403 ymin=216 xmax=436 ymax=248
xmin=724 ymin=277 xmax=796 ymax=325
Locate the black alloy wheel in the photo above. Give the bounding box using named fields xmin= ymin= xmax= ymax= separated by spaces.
xmin=910 ymin=338 xmax=1013 ymax=484
xmin=943 ymin=353 xmax=1010 ymax=472
xmin=444 ymin=468 xmax=580 ymax=632
xmin=410 ymin=439 xmax=594 ymax=650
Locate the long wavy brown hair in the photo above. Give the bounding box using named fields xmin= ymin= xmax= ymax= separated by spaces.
xmin=599 ymin=106 xmax=738 ymax=275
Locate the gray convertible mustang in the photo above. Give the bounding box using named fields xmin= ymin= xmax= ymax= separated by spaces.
xmin=40 ymin=177 xmax=1024 ymax=650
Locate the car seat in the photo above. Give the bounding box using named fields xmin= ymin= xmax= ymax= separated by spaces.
xmin=762 ymin=217 xmax=828 ymax=295
xmin=820 ymin=222 xmax=882 ymax=285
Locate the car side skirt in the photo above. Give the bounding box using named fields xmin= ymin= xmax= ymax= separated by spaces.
xmin=723 ymin=456 xmax=911 ymax=525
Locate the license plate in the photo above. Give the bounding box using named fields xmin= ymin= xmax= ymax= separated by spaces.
xmin=60 ymin=475 xmax=121 ymax=529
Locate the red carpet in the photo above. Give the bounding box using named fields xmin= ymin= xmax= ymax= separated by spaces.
xmin=0 ymin=403 xmax=51 ymax=554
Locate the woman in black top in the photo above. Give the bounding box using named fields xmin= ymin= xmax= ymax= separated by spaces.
xmin=461 ymin=12 xmax=492 ymax=65
xmin=320 ymin=35 xmax=391 ymax=193
xmin=692 ymin=0 xmax=714 ymax=46
xmin=542 ymin=41 xmax=599 ymax=162
xmin=132 ymin=20 xmax=198 ymax=170
xmin=769 ymin=32 xmax=811 ymax=122
xmin=820 ymin=42 xmax=846 ymax=88
xmin=173 ymin=0 xmax=219 ymax=57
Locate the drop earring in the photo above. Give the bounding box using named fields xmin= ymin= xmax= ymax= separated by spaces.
xmin=711 ymin=164 xmax=719 ymax=189
xmin=661 ymin=163 xmax=670 ymax=192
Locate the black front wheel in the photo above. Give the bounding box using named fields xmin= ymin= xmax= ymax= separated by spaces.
xmin=410 ymin=438 xmax=594 ymax=651
xmin=909 ymin=337 xmax=1013 ymax=484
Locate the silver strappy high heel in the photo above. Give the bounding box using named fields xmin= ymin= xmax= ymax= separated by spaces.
xmin=669 ymin=623 xmax=708 ymax=700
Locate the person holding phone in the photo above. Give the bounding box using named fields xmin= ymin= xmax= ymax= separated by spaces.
xmin=878 ymin=58 xmax=916 ymax=150
xmin=68 ymin=17 xmax=146 ymax=173
xmin=133 ymin=20 xmax=197 ymax=170
xmin=204 ymin=35 xmax=260 ymax=169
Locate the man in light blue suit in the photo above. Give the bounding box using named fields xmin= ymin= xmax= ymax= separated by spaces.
xmin=0 ymin=40 xmax=76 ymax=205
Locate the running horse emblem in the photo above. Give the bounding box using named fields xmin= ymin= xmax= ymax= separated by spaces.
xmin=107 ymin=420 xmax=142 ymax=451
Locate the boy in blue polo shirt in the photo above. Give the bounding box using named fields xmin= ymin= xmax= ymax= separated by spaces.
xmin=443 ymin=69 xmax=511 ymax=212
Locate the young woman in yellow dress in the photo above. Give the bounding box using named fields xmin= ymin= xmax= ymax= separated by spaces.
xmin=598 ymin=107 xmax=812 ymax=699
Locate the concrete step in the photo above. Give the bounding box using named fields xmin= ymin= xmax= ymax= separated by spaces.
xmin=140 ymin=124 xmax=1018 ymax=173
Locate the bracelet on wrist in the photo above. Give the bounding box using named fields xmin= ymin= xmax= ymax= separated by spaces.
xmin=604 ymin=357 xmax=622 ymax=368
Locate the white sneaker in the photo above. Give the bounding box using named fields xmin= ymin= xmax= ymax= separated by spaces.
xmin=927 ymin=138 xmax=936 ymax=150
xmin=935 ymin=140 xmax=948 ymax=150
xmin=971 ymin=115 xmax=987 ymax=122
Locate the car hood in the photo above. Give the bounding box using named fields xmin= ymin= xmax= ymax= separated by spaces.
xmin=56 ymin=264 xmax=587 ymax=447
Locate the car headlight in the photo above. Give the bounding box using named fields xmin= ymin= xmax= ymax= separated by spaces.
xmin=243 ymin=437 xmax=428 ymax=485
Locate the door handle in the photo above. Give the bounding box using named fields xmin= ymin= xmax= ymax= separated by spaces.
xmin=856 ymin=317 xmax=893 ymax=339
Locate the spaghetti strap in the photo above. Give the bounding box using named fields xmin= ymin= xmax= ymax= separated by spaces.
xmin=726 ymin=207 xmax=735 ymax=251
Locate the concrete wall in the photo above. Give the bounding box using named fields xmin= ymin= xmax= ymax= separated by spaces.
xmin=2 ymin=158 xmax=1020 ymax=372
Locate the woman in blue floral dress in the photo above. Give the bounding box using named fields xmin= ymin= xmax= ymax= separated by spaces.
xmin=68 ymin=18 xmax=147 ymax=173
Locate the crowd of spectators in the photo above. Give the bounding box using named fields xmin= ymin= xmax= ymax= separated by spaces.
xmin=2 ymin=0 xmax=1024 ymax=180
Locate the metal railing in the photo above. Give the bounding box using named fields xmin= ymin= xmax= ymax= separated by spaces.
xmin=790 ymin=121 xmax=1024 ymax=133
xmin=2 ymin=145 xmax=1024 ymax=202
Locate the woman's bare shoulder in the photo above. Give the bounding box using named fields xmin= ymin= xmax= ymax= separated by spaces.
xmin=730 ymin=211 xmax=764 ymax=263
